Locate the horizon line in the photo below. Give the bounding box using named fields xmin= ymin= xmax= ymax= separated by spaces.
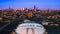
xmin=0 ymin=8 xmax=60 ymax=10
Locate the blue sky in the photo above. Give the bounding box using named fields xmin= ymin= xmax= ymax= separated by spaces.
xmin=0 ymin=0 xmax=60 ymax=9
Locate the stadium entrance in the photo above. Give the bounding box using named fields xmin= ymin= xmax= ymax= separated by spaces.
xmin=15 ymin=20 xmax=46 ymax=34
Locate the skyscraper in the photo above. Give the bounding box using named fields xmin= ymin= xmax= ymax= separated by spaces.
xmin=34 ymin=5 xmax=36 ymax=9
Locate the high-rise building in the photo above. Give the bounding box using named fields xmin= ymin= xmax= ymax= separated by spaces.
xmin=34 ymin=5 xmax=36 ymax=9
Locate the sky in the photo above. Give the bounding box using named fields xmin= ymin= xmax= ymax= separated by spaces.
xmin=0 ymin=0 xmax=60 ymax=9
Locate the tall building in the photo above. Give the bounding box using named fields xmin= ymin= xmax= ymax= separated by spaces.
xmin=34 ymin=5 xmax=36 ymax=9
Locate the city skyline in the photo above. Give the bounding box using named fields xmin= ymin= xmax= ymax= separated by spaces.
xmin=0 ymin=0 xmax=60 ymax=10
